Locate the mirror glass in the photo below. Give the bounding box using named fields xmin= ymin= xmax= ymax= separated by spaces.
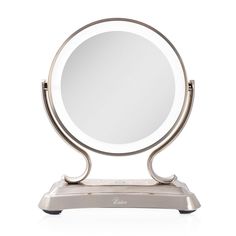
xmin=61 ymin=31 xmax=175 ymax=144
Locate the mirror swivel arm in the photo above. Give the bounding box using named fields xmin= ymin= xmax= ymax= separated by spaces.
xmin=42 ymin=81 xmax=91 ymax=184
xmin=147 ymin=80 xmax=195 ymax=184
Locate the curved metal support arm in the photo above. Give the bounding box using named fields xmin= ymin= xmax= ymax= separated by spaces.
xmin=147 ymin=80 xmax=195 ymax=184
xmin=63 ymin=152 xmax=91 ymax=184
xmin=42 ymin=81 xmax=91 ymax=184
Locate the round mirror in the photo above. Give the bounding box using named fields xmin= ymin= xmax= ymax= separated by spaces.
xmin=48 ymin=18 xmax=188 ymax=155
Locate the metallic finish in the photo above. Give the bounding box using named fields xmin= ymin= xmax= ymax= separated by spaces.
xmin=46 ymin=18 xmax=189 ymax=156
xmin=39 ymin=179 xmax=201 ymax=212
xmin=147 ymin=80 xmax=195 ymax=184
xmin=42 ymin=81 xmax=91 ymax=183
xmin=39 ymin=19 xmax=200 ymax=213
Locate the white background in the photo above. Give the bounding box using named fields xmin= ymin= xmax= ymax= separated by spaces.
xmin=0 ymin=1 xmax=235 ymax=235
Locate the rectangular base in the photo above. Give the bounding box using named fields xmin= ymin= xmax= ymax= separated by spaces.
xmin=39 ymin=179 xmax=200 ymax=214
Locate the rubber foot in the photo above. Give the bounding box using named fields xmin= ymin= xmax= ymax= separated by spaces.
xmin=43 ymin=210 xmax=62 ymax=215
xmin=179 ymin=210 xmax=196 ymax=214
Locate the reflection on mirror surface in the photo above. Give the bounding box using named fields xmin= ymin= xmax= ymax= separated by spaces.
xmin=61 ymin=31 xmax=175 ymax=144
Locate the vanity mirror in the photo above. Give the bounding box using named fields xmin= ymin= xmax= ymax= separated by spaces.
xmin=39 ymin=18 xmax=200 ymax=214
